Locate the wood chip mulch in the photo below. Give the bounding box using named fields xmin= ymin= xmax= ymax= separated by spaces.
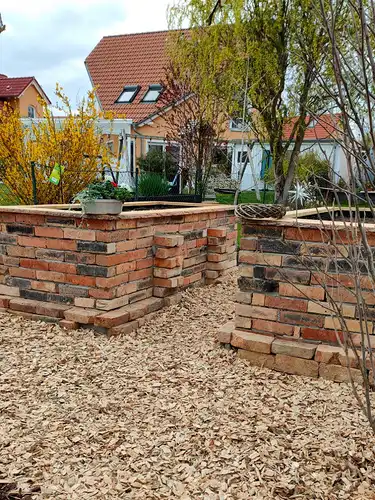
xmin=1 ymin=272 xmax=375 ymax=499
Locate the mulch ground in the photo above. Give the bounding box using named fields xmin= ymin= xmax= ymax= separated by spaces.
xmin=1 ymin=272 xmax=375 ymax=499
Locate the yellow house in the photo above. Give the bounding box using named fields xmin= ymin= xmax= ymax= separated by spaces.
xmin=0 ymin=74 xmax=51 ymax=117
xmin=85 ymin=30 xmax=249 ymax=178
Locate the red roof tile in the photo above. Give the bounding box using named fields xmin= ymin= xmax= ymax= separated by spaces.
xmin=283 ymin=114 xmax=341 ymax=141
xmin=85 ymin=30 xmax=184 ymax=123
xmin=0 ymin=76 xmax=34 ymax=98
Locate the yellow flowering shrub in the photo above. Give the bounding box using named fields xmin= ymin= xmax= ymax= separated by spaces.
xmin=0 ymin=85 xmax=112 ymax=205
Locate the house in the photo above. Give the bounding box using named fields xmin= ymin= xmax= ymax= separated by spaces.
xmin=0 ymin=74 xmax=50 ymax=118
xmin=85 ymin=29 xmax=348 ymax=189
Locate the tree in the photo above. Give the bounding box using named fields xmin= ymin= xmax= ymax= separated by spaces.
xmin=157 ymin=39 xmax=228 ymax=197
xmin=169 ymin=0 xmax=329 ymax=204
xmin=0 ymin=86 xmax=111 ymax=205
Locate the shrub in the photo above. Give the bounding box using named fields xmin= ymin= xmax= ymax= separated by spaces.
xmin=74 ymin=180 xmax=132 ymax=203
xmin=137 ymin=149 xmax=176 ymax=180
xmin=137 ymin=172 xmax=170 ymax=197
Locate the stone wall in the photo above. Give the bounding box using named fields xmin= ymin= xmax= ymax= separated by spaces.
xmin=220 ymin=217 xmax=374 ymax=383
xmin=0 ymin=204 xmax=236 ymax=334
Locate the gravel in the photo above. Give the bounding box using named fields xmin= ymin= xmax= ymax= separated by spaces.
xmin=1 ymin=272 xmax=375 ymax=499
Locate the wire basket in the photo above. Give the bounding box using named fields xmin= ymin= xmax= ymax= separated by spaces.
xmin=235 ymin=203 xmax=286 ymax=220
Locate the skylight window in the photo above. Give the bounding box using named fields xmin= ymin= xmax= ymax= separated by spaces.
xmin=116 ymin=85 xmax=140 ymax=103
xmin=142 ymin=85 xmax=162 ymax=103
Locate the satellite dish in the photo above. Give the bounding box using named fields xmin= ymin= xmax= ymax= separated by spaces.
xmin=0 ymin=14 xmax=6 ymax=34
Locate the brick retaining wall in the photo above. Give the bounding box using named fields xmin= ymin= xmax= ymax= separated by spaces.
xmin=0 ymin=203 xmax=236 ymax=334
xmin=220 ymin=215 xmax=375 ymax=383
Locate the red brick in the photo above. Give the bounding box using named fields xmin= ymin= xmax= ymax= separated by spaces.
xmin=95 ymin=307 xmax=130 ymax=328
xmin=265 ymin=296 xmax=307 ymax=312
xmin=239 ymin=251 xmax=282 ymax=266
xmin=252 ymin=319 xmax=294 ymax=336
xmin=193 ymin=221 xmax=208 ymax=230
xmin=9 ymin=267 xmax=36 ymax=279
xmin=74 ymin=297 xmax=96 ymax=308
xmin=10 ymin=298 xmax=39 ymax=314
xmin=7 ymin=246 xmax=35 ymax=258
xmin=136 ymin=237 xmax=154 ymax=249
xmin=136 ymin=257 xmax=153 ymax=270
xmin=31 ymin=281 xmax=57 ymax=293
xmin=128 ymin=268 xmax=153 ymax=282
xmin=154 ymin=256 xmax=183 ymax=269
xmin=207 ymin=253 xmax=228 ymax=262
xmin=153 ymin=224 xmax=180 ymax=234
xmin=48 ymin=261 xmax=76 ymax=274
xmin=185 ymin=240 xmax=196 ymax=249
xmin=115 ymin=261 xmax=137 ymax=274
xmin=155 ymin=246 xmax=183 ymax=259
xmin=285 ymin=227 xmax=329 ymax=242
xmin=35 ymin=226 xmax=63 ymax=238
xmin=240 ymin=238 xmax=257 ymax=251
xmin=154 ymin=234 xmax=184 ymax=247
xmin=207 ymin=227 xmax=227 ymax=238
xmin=64 ymin=252 xmax=95 ymax=265
xmin=115 ymin=240 xmax=137 ymax=252
xmin=89 ymin=288 xmax=116 ymax=299
xmin=231 ymin=330 xmax=274 ymax=353
xmin=63 ymin=228 xmax=96 ymax=241
xmin=59 ymin=319 xmax=79 ymax=330
xmin=279 ymin=282 xmax=325 ymax=300
xmin=19 ymin=258 xmax=48 ymax=270
xmin=18 ymin=236 xmax=47 ymax=248
xmin=274 ymin=354 xmax=319 ymax=377
xmin=154 ymin=267 xmax=182 ymax=279
xmin=183 ymin=272 xmax=202 ymax=286
xmin=184 ymin=214 xmax=200 ymax=223
xmin=153 ymin=277 xmax=182 ymax=288
xmin=115 ymin=219 xmax=137 ymax=229
xmin=0 ymin=295 xmax=11 ymax=308
xmin=95 ymin=229 xmax=129 ymax=242
xmin=96 ymin=273 xmax=129 ymax=288
xmin=15 ymin=214 xmax=45 ymax=225
xmin=0 ymin=214 xmax=16 ymax=223
xmin=178 ymin=223 xmax=194 ymax=232
xmin=116 ymin=282 xmax=137 ymax=297
xmin=36 ymin=270 xmax=66 ymax=283
xmin=301 ymin=327 xmax=344 ymax=343
xmin=330 ymin=287 xmax=375 ymax=305
xmin=65 ymin=274 xmax=96 ymax=287
xmin=129 ymin=227 xmax=154 ymax=239
xmin=64 ymin=307 xmax=98 ymax=324
xmin=46 ymin=239 xmax=77 ymax=251
xmin=236 ymin=304 xmax=278 ymax=321
xmin=196 ymin=237 xmax=207 ymax=248
xmin=35 ymin=302 xmax=68 ymax=318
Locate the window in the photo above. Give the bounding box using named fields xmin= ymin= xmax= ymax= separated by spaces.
xmin=142 ymin=85 xmax=162 ymax=103
xmin=116 ymin=85 xmax=140 ymax=103
xmin=237 ymin=151 xmax=248 ymax=164
xmin=148 ymin=142 xmax=164 ymax=154
xmin=28 ymin=105 xmax=35 ymax=118
xmin=106 ymin=140 xmax=114 ymax=154
xmin=230 ymin=118 xmax=250 ymax=131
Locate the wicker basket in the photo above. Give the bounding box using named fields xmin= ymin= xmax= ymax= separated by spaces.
xmin=235 ymin=203 xmax=286 ymax=220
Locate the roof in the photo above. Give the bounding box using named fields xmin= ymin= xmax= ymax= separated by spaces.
xmin=283 ymin=114 xmax=341 ymax=141
xmin=0 ymin=75 xmax=51 ymax=104
xmin=85 ymin=29 xmax=183 ymax=123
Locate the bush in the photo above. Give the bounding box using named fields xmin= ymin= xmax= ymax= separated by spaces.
xmin=137 ymin=149 xmax=176 ymax=180
xmin=137 ymin=172 xmax=170 ymax=197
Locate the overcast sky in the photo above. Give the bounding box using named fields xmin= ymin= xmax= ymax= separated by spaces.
xmin=0 ymin=0 xmax=171 ymax=107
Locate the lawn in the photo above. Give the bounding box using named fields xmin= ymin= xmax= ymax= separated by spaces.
xmin=215 ymin=190 xmax=275 ymax=205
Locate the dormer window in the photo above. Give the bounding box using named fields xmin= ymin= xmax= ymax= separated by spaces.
xmin=307 ymin=118 xmax=317 ymax=128
xmin=142 ymin=85 xmax=162 ymax=103
xmin=28 ymin=105 xmax=35 ymax=118
xmin=116 ymin=85 xmax=140 ymax=103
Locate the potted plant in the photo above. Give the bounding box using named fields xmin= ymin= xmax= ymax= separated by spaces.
xmin=74 ymin=180 xmax=132 ymax=215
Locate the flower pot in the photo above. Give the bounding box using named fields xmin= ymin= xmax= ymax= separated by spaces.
xmin=82 ymin=199 xmax=123 ymax=215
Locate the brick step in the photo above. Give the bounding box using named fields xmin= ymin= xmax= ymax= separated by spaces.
xmin=63 ymin=296 xmax=165 ymax=330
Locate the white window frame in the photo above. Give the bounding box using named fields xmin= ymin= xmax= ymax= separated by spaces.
xmin=116 ymin=85 xmax=140 ymax=104
xmin=146 ymin=140 xmax=166 ymax=153
xmin=142 ymin=85 xmax=163 ymax=103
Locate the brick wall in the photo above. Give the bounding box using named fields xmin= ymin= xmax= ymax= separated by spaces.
xmin=0 ymin=205 xmax=236 ymax=333
xmin=220 ymin=219 xmax=374 ymax=383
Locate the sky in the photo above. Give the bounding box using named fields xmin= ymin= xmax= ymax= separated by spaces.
xmin=0 ymin=0 xmax=171 ymax=108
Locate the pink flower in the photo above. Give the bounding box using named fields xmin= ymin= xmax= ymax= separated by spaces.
xmin=111 ymin=181 xmax=118 ymax=188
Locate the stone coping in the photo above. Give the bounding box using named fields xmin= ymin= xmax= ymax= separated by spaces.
xmin=0 ymin=202 xmax=234 ymax=220
xmin=237 ymin=206 xmax=375 ymax=232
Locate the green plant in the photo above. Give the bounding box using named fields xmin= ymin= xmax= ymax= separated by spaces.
xmin=74 ymin=180 xmax=132 ymax=203
xmin=295 ymin=152 xmax=330 ymax=184
xmin=137 ymin=149 xmax=176 ymax=180
xmin=137 ymin=173 xmax=170 ymax=197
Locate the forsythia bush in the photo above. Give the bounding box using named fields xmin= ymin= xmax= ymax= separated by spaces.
xmin=0 ymin=85 xmax=112 ymax=204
